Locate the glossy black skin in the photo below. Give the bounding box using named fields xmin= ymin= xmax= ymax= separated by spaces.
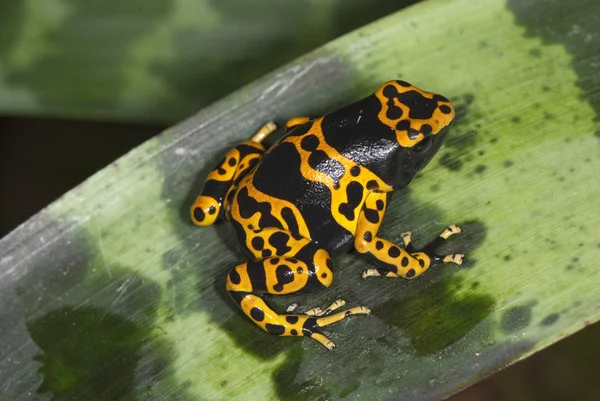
xmin=233 ymin=92 xmax=450 ymax=257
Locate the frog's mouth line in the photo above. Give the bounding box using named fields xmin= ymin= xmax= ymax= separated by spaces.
xmin=409 ymin=125 xmax=449 ymax=171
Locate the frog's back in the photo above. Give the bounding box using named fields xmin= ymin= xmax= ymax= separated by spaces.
xmin=232 ymin=93 xmax=400 ymax=254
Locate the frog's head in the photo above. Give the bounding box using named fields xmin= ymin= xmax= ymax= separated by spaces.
xmin=374 ymin=80 xmax=455 ymax=188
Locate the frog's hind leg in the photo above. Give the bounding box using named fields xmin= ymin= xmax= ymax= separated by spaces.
xmin=191 ymin=122 xmax=278 ymax=226
xmin=354 ymin=190 xmax=464 ymax=280
xmin=229 ymin=292 xmax=370 ymax=350
xmin=226 ymin=239 xmax=371 ymax=350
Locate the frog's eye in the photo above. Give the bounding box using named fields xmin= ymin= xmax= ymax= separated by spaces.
xmin=411 ymin=136 xmax=432 ymax=154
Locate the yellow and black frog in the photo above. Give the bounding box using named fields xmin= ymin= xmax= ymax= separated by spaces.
xmin=191 ymin=80 xmax=463 ymax=349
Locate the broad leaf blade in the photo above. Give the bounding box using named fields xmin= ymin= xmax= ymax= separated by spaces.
xmin=1 ymin=0 xmax=599 ymax=400
xmin=0 ymin=0 xmax=418 ymax=123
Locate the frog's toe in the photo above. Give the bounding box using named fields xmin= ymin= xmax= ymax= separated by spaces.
xmin=322 ymin=299 xmax=346 ymax=315
xmin=315 ymin=306 xmax=371 ymax=328
xmin=311 ymin=333 xmax=336 ymax=350
xmin=400 ymin=231 xmax=413 ymax=247
xmin=440 ymin=224 xmax=462 ymax=239
xmin=362 ymin=268 xmax=381 ymax=279
xmin=305 ymin=299 xmax=346 ymax=316
xmin=362 ymin=268 xmax=401 ymax=279
xmin=302 ymin=305 xmax=370 ymax=350
xmin=305 ymin=306 xmax=324 ymax=316
xmin=355 ymin=306 xmax=371 ymax=315
xmin=443 ymin=253 xmax=464 ymax=265
xmin=417 ymin=224 xmax=464 ymax=258
xmin=250 ymin=121 xmax=278 ymax=143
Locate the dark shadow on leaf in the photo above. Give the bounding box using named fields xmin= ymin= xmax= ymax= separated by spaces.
xmin=374 ymin=276 xmax=495 ymax=356
xmin=29 ymin=307 xmax=145 ymax=400
xmin=13 ymin=219 xmax=195 ymax=400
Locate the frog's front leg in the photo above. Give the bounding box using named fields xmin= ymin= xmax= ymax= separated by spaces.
xmin=190 ymin=122 xmax=277 ymax=226
xmin=354 ymin=190 xmax=464 ymax=279
xmin=226 ymin=233 xmax=370 ymax=350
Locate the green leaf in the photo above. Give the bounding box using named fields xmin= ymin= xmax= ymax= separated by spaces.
xmin=0 ymin=0 xmax=418 ymax=123
xmin=1 ymin=0 xmax=599 ymax=399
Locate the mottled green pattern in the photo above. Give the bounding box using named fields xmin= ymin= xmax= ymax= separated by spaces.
xmin=0 ymin=0 xmax=418 ymax=122
xmin=1 ymin=0 xmax=599 ymax=400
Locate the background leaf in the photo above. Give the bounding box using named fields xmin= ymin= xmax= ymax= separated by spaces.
xmin=1 ymin=0 xmax=599 ymax=400
xmin=0 ymin=0 xmax=419 ymax=123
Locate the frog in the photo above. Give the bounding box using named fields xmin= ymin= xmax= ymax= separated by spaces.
xmin=191 ymin=80 xmax=463 ymax=349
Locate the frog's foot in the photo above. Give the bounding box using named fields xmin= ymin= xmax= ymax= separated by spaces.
xmin=232 ymin=292 xmax=370 ymax=350
xmin=305 ymin=305 xmax=372 ymax=349
xmin=359 ymin=224 xmax=464 ymax=280
xmin=305 ymin=299 xmax=346 ymax=316
xmin=250 ymin=121 xmax=278 ymax=144
xmin=402 ymin=224 xmax=464 ymax=267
